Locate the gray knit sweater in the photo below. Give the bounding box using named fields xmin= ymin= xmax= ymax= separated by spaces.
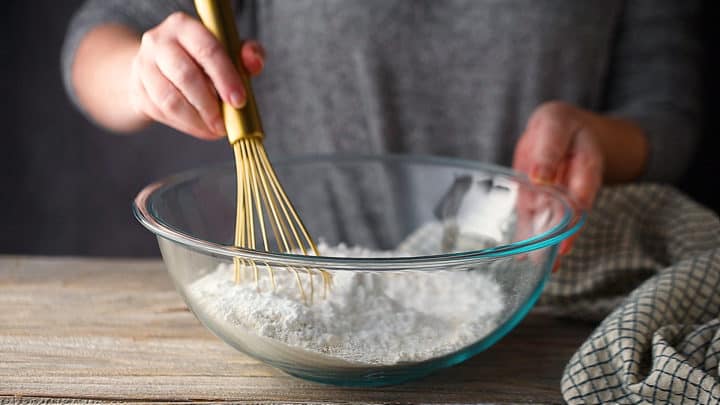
xmin=62 ymin=0 xmax=702 ymax=181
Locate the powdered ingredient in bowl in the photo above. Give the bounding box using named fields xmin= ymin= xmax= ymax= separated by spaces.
xmin=188 ymin=243 xmax=505 ymax=366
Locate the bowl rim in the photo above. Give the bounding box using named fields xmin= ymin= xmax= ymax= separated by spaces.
xmin=133 ymin=153 xmax=585 ymax=270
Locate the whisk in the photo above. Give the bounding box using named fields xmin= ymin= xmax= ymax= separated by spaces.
xmin=194 ymin=0 xmax=331 ymax=302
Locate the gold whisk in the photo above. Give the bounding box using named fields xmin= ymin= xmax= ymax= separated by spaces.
xmin=194 ymin=0 xmax=331 ymax=302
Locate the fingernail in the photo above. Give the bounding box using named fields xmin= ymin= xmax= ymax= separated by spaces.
xmin=531 ymin=166 xmax=555 ymax=184
xmin=214 ymin=120 xmax=226 ymax=135
xmin=230 ymin=90 xmax=246 ymax=109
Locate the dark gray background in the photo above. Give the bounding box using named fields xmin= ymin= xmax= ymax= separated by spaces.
xmin=3 ymin=1 xmax=719 ymax=257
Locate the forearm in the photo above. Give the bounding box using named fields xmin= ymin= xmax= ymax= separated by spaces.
xmin=72 ymin=24 xmax=149 ymax=132
xmin=584 ymin=112 xmax=649 ymax=184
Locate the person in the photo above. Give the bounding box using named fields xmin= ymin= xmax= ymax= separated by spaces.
xmin=62 ymin=0 xmax=701 ymax=254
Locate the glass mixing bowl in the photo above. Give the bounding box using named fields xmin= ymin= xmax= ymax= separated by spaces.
xmin=133 ymin=154 xmax=584 ymax=387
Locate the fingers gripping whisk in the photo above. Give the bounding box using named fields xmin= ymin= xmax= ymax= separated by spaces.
xmin=231 ymin=138 xmax=332 ymax=303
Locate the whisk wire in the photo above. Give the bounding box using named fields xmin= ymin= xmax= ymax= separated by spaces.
xmin=244 ymin=142 xmax=269 ymax=253
xmin=229 ymin=138 xmax=329 ymax=302
xmin=264 ymin=148 xmax=321 ymax=258
xmin=235 ymin=143 xmax=250 ymax=248
xmin=244 ymin=140 xmax=280 ymax=291
xmin=249 ymin=140 xmax=291 ymax=253
xmin=253 ymin=141 xmax=324 ymax=302
xmin=256 ymin=145 xmax=314 ymax=255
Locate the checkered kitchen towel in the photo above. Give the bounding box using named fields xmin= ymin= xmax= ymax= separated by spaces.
xmin=537 ymin=184 xmax=720 ymax=404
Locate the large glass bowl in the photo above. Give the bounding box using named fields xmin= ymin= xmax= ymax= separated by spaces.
xmin=133 ymin=154 xmax=584 ymax=387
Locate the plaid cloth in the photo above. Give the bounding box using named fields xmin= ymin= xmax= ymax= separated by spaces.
xmin=537 ymin=184 xmax=720 ymax=404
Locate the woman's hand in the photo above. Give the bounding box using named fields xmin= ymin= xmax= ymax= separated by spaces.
xmin=128 ymin=12 xmax=265 ymax=140
xmin=513 ymin=101 xmax=648 ymax=255
xmin=514 ymin=102 xmax=604 ymax=213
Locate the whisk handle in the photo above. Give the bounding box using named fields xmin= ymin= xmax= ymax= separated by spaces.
xmin=194 ymin=0 xmax=264 ymax=143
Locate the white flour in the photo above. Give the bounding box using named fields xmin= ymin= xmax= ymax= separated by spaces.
xmin=188 ymin=243 xmax=505 ymax=366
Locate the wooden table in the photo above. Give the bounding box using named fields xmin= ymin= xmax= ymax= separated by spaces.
xmin=0 ymin=256 xmax=595 ymax=404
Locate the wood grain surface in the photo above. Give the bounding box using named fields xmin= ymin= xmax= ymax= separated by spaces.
xmin=0 ymin=256 xmax=595 ymax=404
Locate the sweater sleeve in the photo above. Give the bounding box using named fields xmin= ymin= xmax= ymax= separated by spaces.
xmin=602 ymin=0 xmax=703 ymax=182
xmin=60 ymin=0 xmax=195 ymax=113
